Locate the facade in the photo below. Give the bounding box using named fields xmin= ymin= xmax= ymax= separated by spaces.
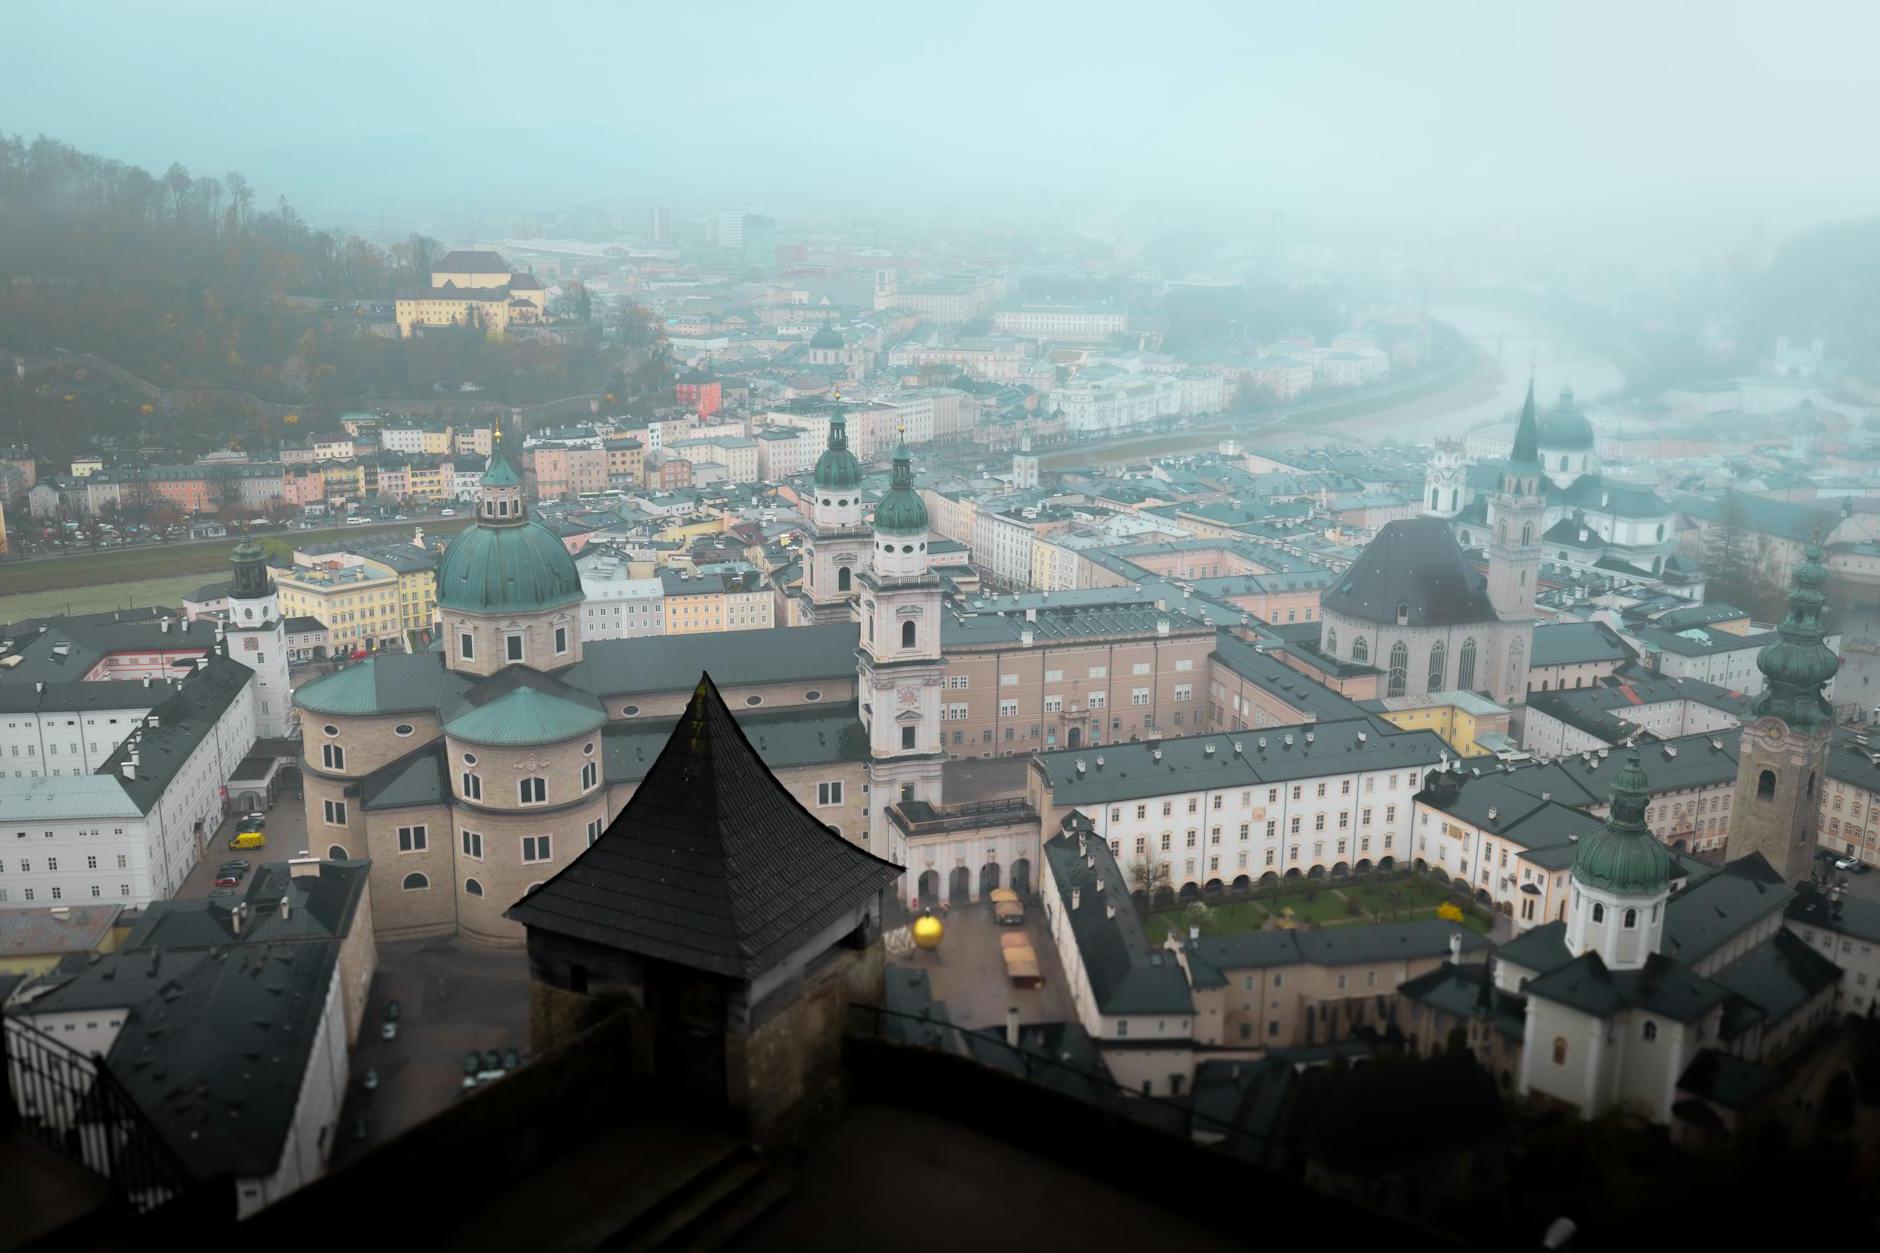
xmin=394 ymin=251 xmax=548 ymax=338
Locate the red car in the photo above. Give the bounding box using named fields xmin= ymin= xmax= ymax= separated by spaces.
xmin=213 ymin=872 xmax=243 ymax=887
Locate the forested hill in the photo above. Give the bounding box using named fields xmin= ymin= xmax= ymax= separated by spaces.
xmin=0 ymin=135 xmax=647 ymax=451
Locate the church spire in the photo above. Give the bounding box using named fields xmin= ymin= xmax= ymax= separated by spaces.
xmin=1509 ymin=378 xmax=1540 ymax=469
xmin=1753 ymin=537 xmax=1838 ymax=731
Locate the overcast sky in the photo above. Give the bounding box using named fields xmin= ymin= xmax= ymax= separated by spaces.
xmin=7 ymin=0 xmax=1878 ymax=240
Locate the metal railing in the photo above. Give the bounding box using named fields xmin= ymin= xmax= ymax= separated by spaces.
xmin=3 ymin=1014 xmax=197 ymax=1213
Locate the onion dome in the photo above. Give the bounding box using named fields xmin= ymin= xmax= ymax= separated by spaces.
xmin=873 ymin=438 xmax=928 ymax=535
xmin=812 ymin=409 xmax=863 ymax=490
xmin=1753 ymin=540 xmax=1839 ymax=731
xmin=1571 ymin=749 xmax=1672 ymax=896
xmin=1536 ymin=385 xmax=1594 ymax=450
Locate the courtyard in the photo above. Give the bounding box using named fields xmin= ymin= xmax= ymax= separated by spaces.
xmin=1142 ymin=872 xmax=1496 ymax=944
xmin=893 ymin=899 xmax=1075 ymax=1032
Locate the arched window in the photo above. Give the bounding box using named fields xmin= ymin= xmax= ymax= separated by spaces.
xmin=1430 ymin=487 xmax=1440 ymax=510
xmin=1591 ymin=902 xmax=1605 ymax=923
xmin=1426 ymin=640 xmax=1446 ymax=692
xmin=519 ymin=777 xmax=546 ymax=805
xmin=837 ymin=567 xmax=851 ymax=592
xmin=1552 ymin=1037 xmax=1568 ymax=1066
xmin=1757 ymin=770 xmax=1776 ymax=799
xmin=464 ymin=878 xmax=484 ymax=897
xmin=1352 ymin=636 xmax=1369 ymax=665
xmin=401 ymin=872 xmax=429 ymax=891
xmin=1326 ymin=627 xmax=1338 ymax=656
xmin=1395 ymin=600 xmax=1410 ymax=626
xmin=1623 ymin=907 xmax=1638 ymax=928
xmin=1521 ymin=523 xmax=1533 ymax=546
xmin=901 ymin=620 xmax=916 ymax=649
xmin=327 ymin=845 xmax=348 ymax=860
xmin=1642 ymin=1020 xmax=1658 ymax=1042
xmin=1456 ymin=638 xmax=1476 ymax=691
xmin=1387 ymin=642 xmax=1408 ymax=698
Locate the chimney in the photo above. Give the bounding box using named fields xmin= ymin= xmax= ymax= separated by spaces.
xmin=34 ymin=681 xmax=42 ymax=693
xmin=1095 ymin=875 xmax=1105 ymax=893
xmin=1448 ymin=931 xmax=1463 ymax=964
xmin=142 ymin=676 xmax=151 ymax=688
xmin=1156 ymin=617 xmax=1171 ymax=637
xmin=288 ymin=857 xmax=321 ymax=877
xmin=1071 ymin=888 xmax=1081 ymax=910
xmin=160 ymin=616 xmax=170 ymax=633
xmin=279 ymin=895 xmax=292 ymax=920
xmin=120 ymin=759 xmax=135 ymax=780
xmin=1106 ymin=901 xmax=1117 ymax=919
xmin=1005 ymin=1006 xmax=1020 ymax=1049
xmin=230 ymin=902 xmax=247 ymax=936
xmin=1020 ymin=627 xmax=1034 ymax=647
xmin=1076 ymin=831 xmax=1087 ymax=856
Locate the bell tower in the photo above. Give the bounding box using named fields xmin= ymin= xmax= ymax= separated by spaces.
xmin=1483 ymin=381 xmax=1543 ymax=704
xmin=1422 ymin=439 xmax=1463 ymax=517
xmin=1725 ymin=539 xmax=1839 ymax=883
xmin=858 ymin=436 xmax=943 ymax=878
xmin=797 ymin=401 xmax=870 ymax=625
xmin=226 ymin=539 xmax=293 ymax=737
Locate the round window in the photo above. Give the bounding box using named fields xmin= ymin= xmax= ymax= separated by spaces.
xmin=837 ymin=498 xmax=848 ymax=507
xmin=394 ymin=724 xmax=415 ymax=737
xmin=902 ymin=545 xmax=914 ymax=554
xmin=462 ymin=752 xmax=478 ymax=766
xmin=322 ymin=724 xmax=339 ymax=737
xmin=745 ymin=696 xmax=764 ymax=707
xmin=805 ymin=689 xmax=822 ymax=702
xmin=622 ymin=705 xmax=640 ymax=717
xmin=583 ymin=743 xmax=595 ymax=756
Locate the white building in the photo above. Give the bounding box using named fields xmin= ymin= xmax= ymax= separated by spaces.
xmin=577 ymin=551 xmax=665 ymax=640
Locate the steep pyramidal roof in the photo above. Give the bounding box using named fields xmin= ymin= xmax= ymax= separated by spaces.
xmin=506 ymin=673 xmax=902 ymax=977
xmin=1508 ymin=379 xmax=1541 ymax=469
xmin=1319 ymin=516 xmax=1498 ymax=628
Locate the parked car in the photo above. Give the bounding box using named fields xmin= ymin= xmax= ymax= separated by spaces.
xmin=381 ymin=1019 xmax=398 ymax=1041
xmin=440 ymin=508 xmax=457 ymax=517
xmin=219 ymin=860 xmax=250 ymax=875
xmin=213 ymin=872 xmax=243 ymax=887
xmin=1833 ymin=855 xmax=1861 ymax=871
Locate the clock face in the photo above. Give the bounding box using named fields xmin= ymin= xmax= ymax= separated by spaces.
xmin=898 ymin=686 xmax=920 ymax=707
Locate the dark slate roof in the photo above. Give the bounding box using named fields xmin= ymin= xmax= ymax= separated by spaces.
xmin=1191 ymin=1058 xmax=1293 ymax=1150
xmin=1523 ymin=950 xmax=1731 ymax=1023
xmin=1709 ymin=928 xmax=1843 ymax=1034
xmin=1661 ymin=854 xmax=1792 ymax=967
xmin=1318 ymin=517 xmax=1498 ymax=628
xmin=359 ymin=741 xmax=449 ymax=811
xmin=562 ymin=623 xmax=860 ymax=701
xmin=1398 ymin=961 xmax=1528 ymax=1040
xmin=1786 ymin=881 xmax=1880 ymax=945
xmin=99 ymin=657 xmax=255 ymax=814
xmin=1208 ymin=632 xmax=1370 ymax=723
xmin=1493 ymin=921 xmax=1572 ymax=978
xmin=1676 ymin=1048 xmax=1784 ymax=1110
xmin=121 ymin=861 xmax=371 ymax=950
xmin=1041 ymin=823 xmax=1194 ymax=1017
xmin=505 ymin=675 xmax=901 ymax=979
xmin=603 ymin=708 xmax=866 ymax=785
xmin=1529 ymin=621 xmax=1636 ymax=668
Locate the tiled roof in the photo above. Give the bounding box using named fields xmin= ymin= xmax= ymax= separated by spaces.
xmin=1319 ymin=517 xmax=1498 ymax=628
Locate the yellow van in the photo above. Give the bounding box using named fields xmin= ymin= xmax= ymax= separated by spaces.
xmin=229 ymin=830 xmax=267 ymax=851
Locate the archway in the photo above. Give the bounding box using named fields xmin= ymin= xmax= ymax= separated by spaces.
xmin=1231 ymin=875 xmax=1251 ymax=892
xmin=1331 ymin=861 xmax=1350 ymax=878
xmin=1452 ymin=876 xmax=1470 ymax=894
xmin=1010 ymin=858 xmax=1031 ymax=896
xmin=1204 ymin=878 xmax=1224 ymax=897
xmin=949 ymin=866 xmax=972 ymax=903
xmin=1067 ymin=726 xmax=1082 ymax=749
xmin=917 ymin=869 xmax=940 ymax=905
xmin=979 ymin=861 xmax=1001 ymax=897
xmin=1378 ymin=856 xmax=1395 ymax=872
xmin=1260 ymin=872 xmax=1279 ymax=887
xmin=1307 ymin=865 xmax=1326 ymax=880
xmin=1354 ymin=859 xmax=1373 ymax=875
xmin=1152 ymin=885 xmax=1176 ymax=908
xmin=1414 ymin=858 xmax=1428 ymax=873
xmin=1474 ymin=888 xmax=1491 ymax=906
xmin=1178 ymin=882 xmax=1201 ymax=901
xmin=327 ymin=844 xmax=348 ymax=860
xmin=1284 ymin=868 xmax=1302 ymax=881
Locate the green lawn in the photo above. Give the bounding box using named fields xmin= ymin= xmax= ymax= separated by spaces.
xmin=1143 ymin=875 xmax=1496 ymax=943
xmin=1 ymin=572 xmax=219 ymax=622
xmin=1144 ymin=899 xmax=1270 ymax=944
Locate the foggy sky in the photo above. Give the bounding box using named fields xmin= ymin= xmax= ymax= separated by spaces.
xmin=7 ymin=0 xmax=1878 ymax=239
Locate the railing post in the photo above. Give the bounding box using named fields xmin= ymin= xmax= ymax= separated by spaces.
xmin=0 ymin=1018 xmax=17 ymax=1133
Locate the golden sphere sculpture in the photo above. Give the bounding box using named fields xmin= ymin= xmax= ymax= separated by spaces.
xmin=912 ymin=913 xmax=945 ymax=951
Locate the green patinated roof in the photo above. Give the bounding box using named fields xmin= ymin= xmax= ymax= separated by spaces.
xmin=873 ymin=439 xmax=928 ymax=535
xmin=436 ymin=519 xmax=583 ymax=614
xmin=1571 ymin=749 xmax=1672 ymax=896
xmin=1753 ymin=540 xmax=1837 ymax=731
xmin=444 ymin=683 xmax=605 ymax=747
xmin=812 ymin=412 xmax=862 ymax=490
xmin=293 ymin=653 xmax=471 ymax=717
xmin=481 ymin=438 xmax=523 ymax=487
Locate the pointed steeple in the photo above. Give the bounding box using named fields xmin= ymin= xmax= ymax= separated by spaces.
xmin=1508 ymin=378 xmax=1541 ymax=469
xmin=505 ymin=673 xmax=902 ymax=978
xmin=1753 ymin=537 xmax=1838 ymax=731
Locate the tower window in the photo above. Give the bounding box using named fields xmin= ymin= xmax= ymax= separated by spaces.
xmin=1623 ymin=908 xmax=1638 ymax=928
xmin=902 ymin=620 xmax=917 ymax=649
xmin=1757 ymin=770 xmax=1776 ymax=800
xmin=459 ymin=632 xmax=474 ymax=660
xmin=1591 ymin=902 xmax=1605 ymax=923
xmin=506 ymin=635 xmax=524 ymax=662
xmin=837 ymin=567 xmax=852 ymax=592
xmin=1642 ymin=1020 xmax=1658 ymax=1042
xmin=902 ymin=726 xmax=916 ymax=750
xmin=1395 ymin=601 xmax=1409 ymax=626
xmin=554 ymin=626 xmax=568 ymax=655
xmin=519 ymin=777 xmax=547 ymax=805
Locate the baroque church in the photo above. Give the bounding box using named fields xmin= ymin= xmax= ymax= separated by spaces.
xmin=292 ymin=419 xmax=942 ymax=946
xmin=1424 ymin=383 xmax=1680 ymax=581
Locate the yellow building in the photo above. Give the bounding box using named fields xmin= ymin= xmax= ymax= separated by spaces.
xmin=320 ymin=461 xmax=367 ymax=502
xmin=654 ymin=515 xmax=725 ymax=546
xmin=275 ymin=558 xmax=404 ymax=652
xmin=394 ymin=250 xmax=550 ymax=338
xmin=1372 ymin=690 xmax=1515 ymax=758
xmin=405 ymin=463 xmax=449 ymax=503
xmin=0 ymin=905 xmax=128 ymax=977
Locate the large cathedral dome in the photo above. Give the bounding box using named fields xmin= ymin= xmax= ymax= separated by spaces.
xmin=1535 ymin=386 xmax=1594 ymax=451
xmin=436 ymin=520 xmax=583 ymax=614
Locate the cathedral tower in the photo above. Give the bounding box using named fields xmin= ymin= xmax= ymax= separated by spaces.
xmin=225 ymin=539 xmax=293 ymax=737
xmin=1484 ymin=381 xmax=1543 ymax=701
xmin=1422 ymin=439 xmax=1463 ymax=517
xmin=1725 ymin=540 xmax=1839 ymax=883
xmin=796 ymin=406 xmax=870 ymax=624
xmin=858 ymin=436 xmax=944 ymax=880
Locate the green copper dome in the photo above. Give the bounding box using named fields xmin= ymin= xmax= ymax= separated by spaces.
xmin=1753 ymin=540 xmax=1838 ymax=731
xmin=873 ymin=439 xmax=928 ymax=535
xmin=436 ymin=519 xmax=582 ymax=614
xmin=444 ymin=685 xmax=604 ymax=746
xmin=1571 ymin=749 xmax=1672 ymax=896
xmin=813 ymin=411 xmax=863 ymax=490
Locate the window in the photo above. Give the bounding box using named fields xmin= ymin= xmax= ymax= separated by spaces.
xmin=582 ymin=762 xmax=598 ymax=790
xmin=901 ymin=621 xmax=917 ymax=649
xmin=1427 ymin=640 xmax=1445 ymax=692
xmin=818 ymin=781 xmax=844 ymax=806
xmin=901 ymin=726 xmax=916 ymax=750
xmin=1552 ymin=1037 xmax=1568 ymax=1066
xmin=1387 ymin=641 xmax=1408 ymax=698
xmin=1457 ymin=638 xmax=1476 ymax=690
xmin=397 ymin=825 xmax=427 ymax=852
xmin=522 ymin=835 xmax=551 ymax=863
xmin=519 ymin=777 xmax=547 ymax=805
xmin=1623 ymin=907 xmax=1638 ymax=928
xmin=459 ymin=632 xmax=474 ymax=660
xmin=1591 ymin=902 xmax=1605 ymax=923
xmin=506 ymin=635 xmax=524 ymax=663
xmin=461 ymin=830 xmax=484 ymax=859
xmin=402 ymin=872 xmax=429 ymax=891
xmin=1131 ymin=689 xmax=1149 ymax=706
xmin=1757 ymin=770 xmax=1775 ymax=799
xmin=555 ymin=626 xmax=569 ymax=655
xmin=1642 ymin=1020 xmax=1658 ymax=1042
xmin=321 ymin=743 xmax=346 ymax=771
xmin=465 ymin=878 xmax=484 ymax=897
xmin=322 ymin=799 xmax=347 ymax=826
xmin=462 ymin=772 xmax=482 ymax=800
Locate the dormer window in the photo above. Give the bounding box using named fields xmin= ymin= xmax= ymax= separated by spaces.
xmin=1395 ymin=601 xmax=1409 ymax=626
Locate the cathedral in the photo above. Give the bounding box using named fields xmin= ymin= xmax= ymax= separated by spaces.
xmin=292 ymin=422 xmax=942 ymax=946
xmin=1425 ymin=383 xmax=1679 ymax=580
